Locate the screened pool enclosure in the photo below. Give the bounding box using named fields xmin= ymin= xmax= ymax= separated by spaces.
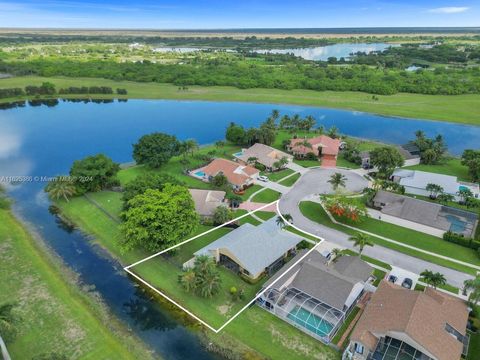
xmin=258 ymin=287 xmax=345 ymax=343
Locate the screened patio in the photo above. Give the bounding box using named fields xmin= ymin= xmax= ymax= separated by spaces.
xmin=258 ymin=287 xmax=345 ymax=343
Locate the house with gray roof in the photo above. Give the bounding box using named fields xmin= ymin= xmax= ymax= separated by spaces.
xmin=373 ymin=190 xmax=478 ymax=237
xmin=391 ymin=169 xmax=480 ymax=201
xmin=257 ymin=249 xmax=373 ymax=343
xmin=187 ymin=218 xmax=301 ymax=280
xmin=188 ymin=189 xmax=226 ymax=218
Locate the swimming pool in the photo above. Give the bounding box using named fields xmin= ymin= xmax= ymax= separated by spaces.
xmin=446 ymin=214 xmax=467 ymax=233
xmin=287 ymin=306 xmax=334 ymax=337
xmin=194 ymin=171 xmax=206 ymax=177
xmin=233 ymin=151 xmax=244 ymax=157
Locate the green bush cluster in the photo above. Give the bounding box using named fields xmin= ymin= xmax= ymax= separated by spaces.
xmin=443 ymin=231 xmax=480 ymax=250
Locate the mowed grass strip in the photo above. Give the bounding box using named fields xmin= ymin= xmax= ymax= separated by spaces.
xmin=299 ymin=201 xmax=479 ymax=275
xmin=279 ymin=172 xmax=301 ymax=186
xmin=1 ymin=76 xmax=479 ymax=125
xmin=404 ymin=158 xmax=471 ymax=182
xmin=251 ymin=188 xmax=281 ymax=203
xmin=0 ymin=209 xmax=153 ymax=360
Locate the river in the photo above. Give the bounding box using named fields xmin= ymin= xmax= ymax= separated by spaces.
xmin=0 ymin=99 xmax=479 ymax=359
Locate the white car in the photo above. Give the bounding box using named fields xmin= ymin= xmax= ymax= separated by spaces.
xmin=257 ymin=175 xmax=269 ymax=182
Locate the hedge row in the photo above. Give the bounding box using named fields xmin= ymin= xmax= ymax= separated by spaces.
xmin=443 ymin=231 xmax=480 ymax=250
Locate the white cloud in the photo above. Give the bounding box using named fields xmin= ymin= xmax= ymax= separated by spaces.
xmin=428 ymin=7 xmax=469 ymax=14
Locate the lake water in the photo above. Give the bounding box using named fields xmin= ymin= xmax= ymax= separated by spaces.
xmin=1 ymin=99 xmax=479 ymax=358
xmin=254 ymin=43 xmax=394 ymax=60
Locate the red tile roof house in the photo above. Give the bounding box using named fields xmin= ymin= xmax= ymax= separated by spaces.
xmin=288 ymin=135 xmax=341 ymax=167
xmin=193 ymin=158 xmax=259 ymax=190
xmin=343 ymin=280 xmax=469 ymax=360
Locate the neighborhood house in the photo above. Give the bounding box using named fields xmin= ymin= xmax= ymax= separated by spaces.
xmin=288 ymin=135 xmax=341 ymax=167
xmin=344 ymin=280 xmax=469 ymax=360
xmin=360 ymin=144 xmax=421 ymax=169
xmin=258 ymin=249 xmax=373 ymax=343
xmin=185 ymin=218 xmax=302 ymax=280
xmin=373 ymin=190 xmax=478 ymax=238
xmin=234 ymin=142 xmax=293 ymax=171
xmin=192 ymin=158 xmax=259 ymax=190
xmin=188 ymin=189 xmax=226 ymax=218
xmin=391 ymin=169 xmax=480 ymax=200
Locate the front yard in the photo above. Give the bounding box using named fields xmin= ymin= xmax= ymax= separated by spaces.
xmin=404 ymin=157 xmax=471 ymax=182
xmin=299 ymin=201 xmax=479 ymax=275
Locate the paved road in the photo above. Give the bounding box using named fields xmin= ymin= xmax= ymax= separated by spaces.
xmin=279 ymin=167 xmax=474 ymax=289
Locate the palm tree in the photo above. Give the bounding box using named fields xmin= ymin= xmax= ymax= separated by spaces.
xmin=348 ymin=232 xmax=373 ymax=255
xmin=178 ymin=269 xmax=197 ymax=292
xmin=197 ymin=270 xmax=221 ymax=298
xmin=304 ymin=115 xmax=316 ymax=132
xmin=283 ymin=213 xmax=293 ymax=223
xmin=328 ymin=172 xmax=347 ymax=191
xmin=215 ymin=140 xmax=225 ymax=149
xmin=437 ymin=193 xmax=454 ymax=205
xmin=457 ymin=188 xmax=473 ymax=204
xmin=420 ymin=270 xmax=446 ymax=289
xmin=0 ymin=302 xmax=18 ymax=346
xmin=425 ymin=183 xmax=443 ymax=199
xmin=276 ymin=215 xmax=285 ymax=228
xmin=45 ymin=177 xmax=77 ymax=202
xmin=183 ymin=139 xmax=199 ymax=156
xmin=330 ymin=248 xmax=345 ymax=263
xmin=463 ymin=275 xmax=480 ymax=305
xmin=270 ymin=109 xmax=280 ymax=122
xmin=327 ymin=126 xmax=339 ymax=139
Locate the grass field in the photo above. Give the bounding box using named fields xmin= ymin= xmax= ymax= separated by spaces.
xmin=299 ymin=201 xmax=479 ymax=275
xmin=55 ymin=196 xmax=337 ymax=359
xmin=1 ymin=76 xmax=479 ymax=125
xmin=265 ymin=168 xmax=294 ymax=182
xmin=331 ymin=306 xmax=361 ymax=346
xmin=404 ymin=157 xmax=471 ymax=182
xmin=0 ymin=209 xmax=153 ymax=360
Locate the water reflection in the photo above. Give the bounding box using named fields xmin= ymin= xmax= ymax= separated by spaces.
xmin=255 ymin=42 xmax=395 ymax=60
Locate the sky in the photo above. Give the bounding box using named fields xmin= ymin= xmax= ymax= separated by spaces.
xmin=0 ymin=0 xmax=478 ymax=29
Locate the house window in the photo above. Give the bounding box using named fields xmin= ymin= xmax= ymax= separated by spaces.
xmin=354 ymin=343 xmax=364 ymax=354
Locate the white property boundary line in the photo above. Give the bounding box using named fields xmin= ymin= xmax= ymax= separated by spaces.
xmin=124 ymin=200 xmax=326 ymax=333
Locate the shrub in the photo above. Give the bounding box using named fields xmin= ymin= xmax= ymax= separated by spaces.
xmin=254 ymin=162 xmax=266 ymax=171
xmin=305 ymin=152 xmax=317 ymax=161
xmin=443 ymin=231 xmax=480 ymax=250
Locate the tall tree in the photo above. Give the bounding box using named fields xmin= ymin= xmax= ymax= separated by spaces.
xmin=121 ymin=185 xmax=199 ymax=252
xmin=369 ymin=146 xmax=404 ymax=178
xmin=225 ymin=122 xmax=246 ymax=145
xmin=133 ymin=132 xmax=181 ymax=168
xmin=461 ymin=149 xmax=480 ymax=182
xmin=348 ymin=232 xmax=374 ymax=255
xmin=44 ymin=176 xmax=77 ymax=202
xmin=70 ymin=154 xmax=120 ymax=193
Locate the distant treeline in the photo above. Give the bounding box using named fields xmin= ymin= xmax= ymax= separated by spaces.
xmin=1 ymin=59 xmax=479 ymax=95
xmin=0 ymin=82 xmax=127 ymax=99
xmin=352 ymin=44 xmax=480 ymax=68
xmin=0 ymin=97 xmax=127 ymax=110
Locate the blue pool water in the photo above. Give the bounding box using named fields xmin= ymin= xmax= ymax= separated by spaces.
xmin=195 ymin=171 xmax=206 ymax=177
xmin=287 ymin=306 xmax=334 ymax=337
xmin=446 ymin=215 xmax=468 ymax=233
xmin=233 ymin=151 xmax=244 ymax=157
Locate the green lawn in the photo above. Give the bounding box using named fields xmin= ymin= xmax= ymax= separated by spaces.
xmin=342 ymin=249 xmax=392 ymax=270
xmin=238 ymin=184 xmax=263 ymax=200
xmin=279 ymin=172 xmax=301 ymax=187
xmin=293 ymin=159 xmax=320 ymax=168
xmin=265 ymin=168 xmax=294 ymax=182
xmin=251 ymin=188 xmax=281 ymax=203
xmin=1 ymin=76 xmax=480 ymax=125
xmin=417 ymin=278 xmax=459 ymax=294
xmin=371 ymin=269 xmax=387 ymax=287
xmin=0 ymin=209 xmax=152 ymax=360
xmin=299 ymin=201 xmax=479 ymax=275
xmin=467 ymin=331 xmax=480 ymax=360
xmin=86 ymin=190 xmax=123 ymax=217
xmin=336 ymin=156 xmax=360 ymax=169
xmin=404 ymin=158 xmax=471 ymax=182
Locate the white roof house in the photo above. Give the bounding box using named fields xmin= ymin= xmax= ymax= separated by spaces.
xmin=392 ymin=169 xmax=479 ymax=199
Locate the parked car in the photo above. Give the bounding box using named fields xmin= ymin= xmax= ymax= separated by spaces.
xmin=402 ymin=278 xmax=413 ymax=289
xmin=257 ymin=175 xmax=269 ymax=182
xmin=388 ymin=275 xmax=398 ymax=283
